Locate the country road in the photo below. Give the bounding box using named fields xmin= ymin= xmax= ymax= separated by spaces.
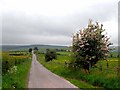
xmin=27 ymin=52 xmax=79 ymax=88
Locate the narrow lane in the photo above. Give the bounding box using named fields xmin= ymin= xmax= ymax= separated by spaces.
xmin=28 ymin=53 xmax=78 ymax=88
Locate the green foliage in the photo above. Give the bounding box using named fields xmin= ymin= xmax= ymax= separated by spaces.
xmin=2 ymin=52 xmax=29 ymax=74
xmin=2 ymin=51 xmax=32 ymax=88
xmin=2 ymin=58 xmax=31 ymax=88
xmin=29 ymin=48 xmax=32 ymax=53
xmin=45 ymin=49 xmax=57 ymax=62
xmin=71 ymin=20 xmax=113 ymax=70
xmin=34 ymin=47 xmax=38 ymax=51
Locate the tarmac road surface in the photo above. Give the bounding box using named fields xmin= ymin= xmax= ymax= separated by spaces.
xmin=28 ymin=52 xmax=79 ymax=88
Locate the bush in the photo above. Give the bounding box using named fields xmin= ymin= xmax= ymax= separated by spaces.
xmin=29 ymin=48 xmax=32 ymax=53
xmin=45 ymin=49 xmax=57 ymax=62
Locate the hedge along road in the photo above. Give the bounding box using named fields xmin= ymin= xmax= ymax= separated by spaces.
xmin=28 ymin=51 xmax=79 ymax=88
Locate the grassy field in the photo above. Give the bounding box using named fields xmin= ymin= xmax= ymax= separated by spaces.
xmin=2 ymin=51 xmax=32 ymax=88
xmin=0 ymin=52 xmax=2 ymax=89
xmin=37 ymin=52 xmax=119 ymax=89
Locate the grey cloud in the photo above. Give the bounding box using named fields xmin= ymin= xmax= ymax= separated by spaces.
xmin=2 ymin=1 xmax=118 ymax=45
xmin=118 ymin=1 xmax=120 ymax=45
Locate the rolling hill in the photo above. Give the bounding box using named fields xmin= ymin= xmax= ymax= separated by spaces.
xmin=2 ymin=44 xmax=68 ymax=51
xmin=1 ymin=44 xmax=119 ymax=52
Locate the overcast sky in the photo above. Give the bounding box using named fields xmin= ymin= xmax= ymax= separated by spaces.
xmin=1 ymin=0 xmax=119 ymax=46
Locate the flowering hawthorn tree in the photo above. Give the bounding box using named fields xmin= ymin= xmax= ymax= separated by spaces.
xmin=71 ymin=20 xmax=112 ymax=71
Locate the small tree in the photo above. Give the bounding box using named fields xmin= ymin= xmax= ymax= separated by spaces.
xmin=70 ymin=20 xmax=112 ymax=71
xmin=29 ymin=48 xmax=32 ymax=53
xmin=34 ymin=47 xmax=39 ymax=54
xmin=45 ymin=49 xmax=57 ymax=62
xmin=34 ymin=47 xmax=38 ymax=51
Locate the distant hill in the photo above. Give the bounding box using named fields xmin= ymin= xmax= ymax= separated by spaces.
xmin=1 ymin=44 xmax=119 ymax=52
xmin=2 ymin=44 xmax=68 ymax=51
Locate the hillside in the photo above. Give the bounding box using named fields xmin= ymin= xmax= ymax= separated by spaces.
xmin=1 ymin=45 xmax=119 ymax=52
xmin=2 ymin=44 xmax=68 ymax=51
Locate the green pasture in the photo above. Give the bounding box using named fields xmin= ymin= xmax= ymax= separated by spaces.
xmin=0 ymin=52 xmax=2 ymax=89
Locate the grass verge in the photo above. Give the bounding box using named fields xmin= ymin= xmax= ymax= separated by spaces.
xmin=2 ymin=52 xmax=32 ymax=89
xmin=37 ymin=54 xmax=98 ymax=89
xmin=37 ymin=53 xmax=119 ymax=89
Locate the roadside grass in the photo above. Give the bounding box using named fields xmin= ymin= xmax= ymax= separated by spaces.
xmin=2 ymin=51 xmax=32 ymax=88
xmin=37 ymin=52 xmax=119 ymax=89
xmin=37 ymin=54 xmax=98 ymax=89
xmin=0 ymin=52 xmax=2 ymax=89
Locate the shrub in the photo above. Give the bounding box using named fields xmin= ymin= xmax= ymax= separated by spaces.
xmin=45 ymin=49 xmax=57 ymax=62
xmin=29 ymin=48 xmax=32 ymax=53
